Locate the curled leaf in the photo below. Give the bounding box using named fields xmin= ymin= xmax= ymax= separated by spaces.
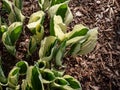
xmin=27 ymin=11 xmax=45 ymax=44
xmin=41 ymin=69 xmax=55 ymax=84
xmin=48 ymin=1 xmax=73 ymax=25
xmin=26 ymin=66 xmax=44 ymax=90
xmin=2 ymin=22 xmax=23 ymax=56
xmin=16 ymin=61 xmax=28 ymax=75
xmin=39 ymin=36 xmax=57 ymax=61
xmin=8 ymin=67 xmax=20 ymax=89
xmin=3 ymin=0 xmax=25 ymax=23
xmin=79 ymin=27 xmax=98 ymax=55
xmin=63 ymin=75 xmax=82 ymax=90
xmin=50 ymin=77 xmax=69 ymax=89
xmin=50 ymin=15 xmax=67 ymax=41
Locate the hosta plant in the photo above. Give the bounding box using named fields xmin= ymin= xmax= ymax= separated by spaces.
xmin=0 ymin=0 xmax=98 ymax=90
xmin=2 ymin=0 xmax=25 ymax=24
xmin=0 ymin=59 xmax=82 ymax=90
xmin=2 ymin=22 xmax=23 ymax=56
xmin=27 ymin=11 xmax=45 ymax=44
xmin=38 ymin=0 xmax=73 ymax=25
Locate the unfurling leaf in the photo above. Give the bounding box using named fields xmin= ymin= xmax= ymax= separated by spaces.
xmin=2 ymin=22 xmax=23 ymax=56
xmin=28 ymin=11 xmax=45 ymax=24
xmin=48 ymin=1 xmax=73 ymax=25
xmin=39 ymin=36 xmax=57 ymax=61
xmin=36 ymin=61 xmax=47 ymax=70
xmin=27 ymin=11 xmax=45 ymax=44
xmin=26 ymin=66 xmax=44 ymax=90
xmin=79 ymin=27 xmax=98 ymax=55
xmin=38 ymin=0 xmax=51 ymax=11
xmin=41 ymin=69 xmax=55 ymax=84
xmin=50 ymin=77 xmax=69 ymax=89
xmin=50 ymin=15 xmax=67 ymax=41
xmin=65 ymin=24 xmax=98 ymax=57
xmin=2 ymin=0 xmax=25 ymax=23
xmin=63 ymin=75 xmax=82 ymax=90
xmin=16 ymin=61 xmax=28 ymax=75
xmin=8 ymin=67 xmax=20 ymax=89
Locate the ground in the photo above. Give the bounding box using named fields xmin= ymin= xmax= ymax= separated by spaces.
xmin=0 ymin=0 xmax=120 ymax=90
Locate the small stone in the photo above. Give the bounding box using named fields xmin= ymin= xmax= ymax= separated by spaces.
xmin=96 ymin=0 xmax=101 ymax=4
xmin=75 ymin=11 xmax=83 ymax=17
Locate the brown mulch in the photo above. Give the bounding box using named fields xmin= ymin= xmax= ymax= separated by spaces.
xmin=65 ymin=0 xmax=120 ymax=90
xmin=0 ymin=0 xmax=120 ymax=90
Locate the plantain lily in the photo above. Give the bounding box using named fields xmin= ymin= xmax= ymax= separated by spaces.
xmin=38 ymin=0 xmax=69 ymax=11
xmin=50 ymin=77 xmax=69 ymax=90
xmin=27 ymin=11 xmax=45 ymax=44
xmin=8 ymin=67 xmax=20 ymax=89
xmin=78 ymin=27 xmax=98 ymax=55
xmin=48 ymin=1 xmax=73 ymax=25
xmin=0 ymin=0 xmax=99 ymax=90
xmin=40 ymin=69 xmax=55 ymax=84
xmin=63 ymin=75 xmax=82 ymax=90
xmin=16 ymin=61 xmax=28 ymax=75
xmin=2 ymin=0 xmax=25 ymax=23
xmin=2 ymin=22 xmax=23 ymax=56
xmin=39 ymin=36 xmax=57 ymax=61
xmin=50 ymin=15 xmax=67 ymax=41
xmin=67 ymin=25 xmax=98 ymax=56
xmin=26 ymin=66 xmax=44 ymax=90
xmin=36 ymin=60 xmax=48 ymax=70
xmin=38 ymin=0 xmax=51 ymax=11
xmin=50 ymin=16 xmax=88 ymax=43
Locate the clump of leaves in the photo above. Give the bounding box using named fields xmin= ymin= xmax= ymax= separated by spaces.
xmin=2 ymin=0 xmax=25 ymax=24
xmin=27 ymin=11 xmax=45 ymax=44
xmin=0 ymin=0 xmax=98 ymax=90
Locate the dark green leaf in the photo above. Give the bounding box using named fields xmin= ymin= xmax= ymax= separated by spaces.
xmin=56 ymin=4 xmax=67 ymax=22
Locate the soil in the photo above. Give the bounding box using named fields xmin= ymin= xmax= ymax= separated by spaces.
xmin=0 ymin=0 xmax=120 ymax=90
